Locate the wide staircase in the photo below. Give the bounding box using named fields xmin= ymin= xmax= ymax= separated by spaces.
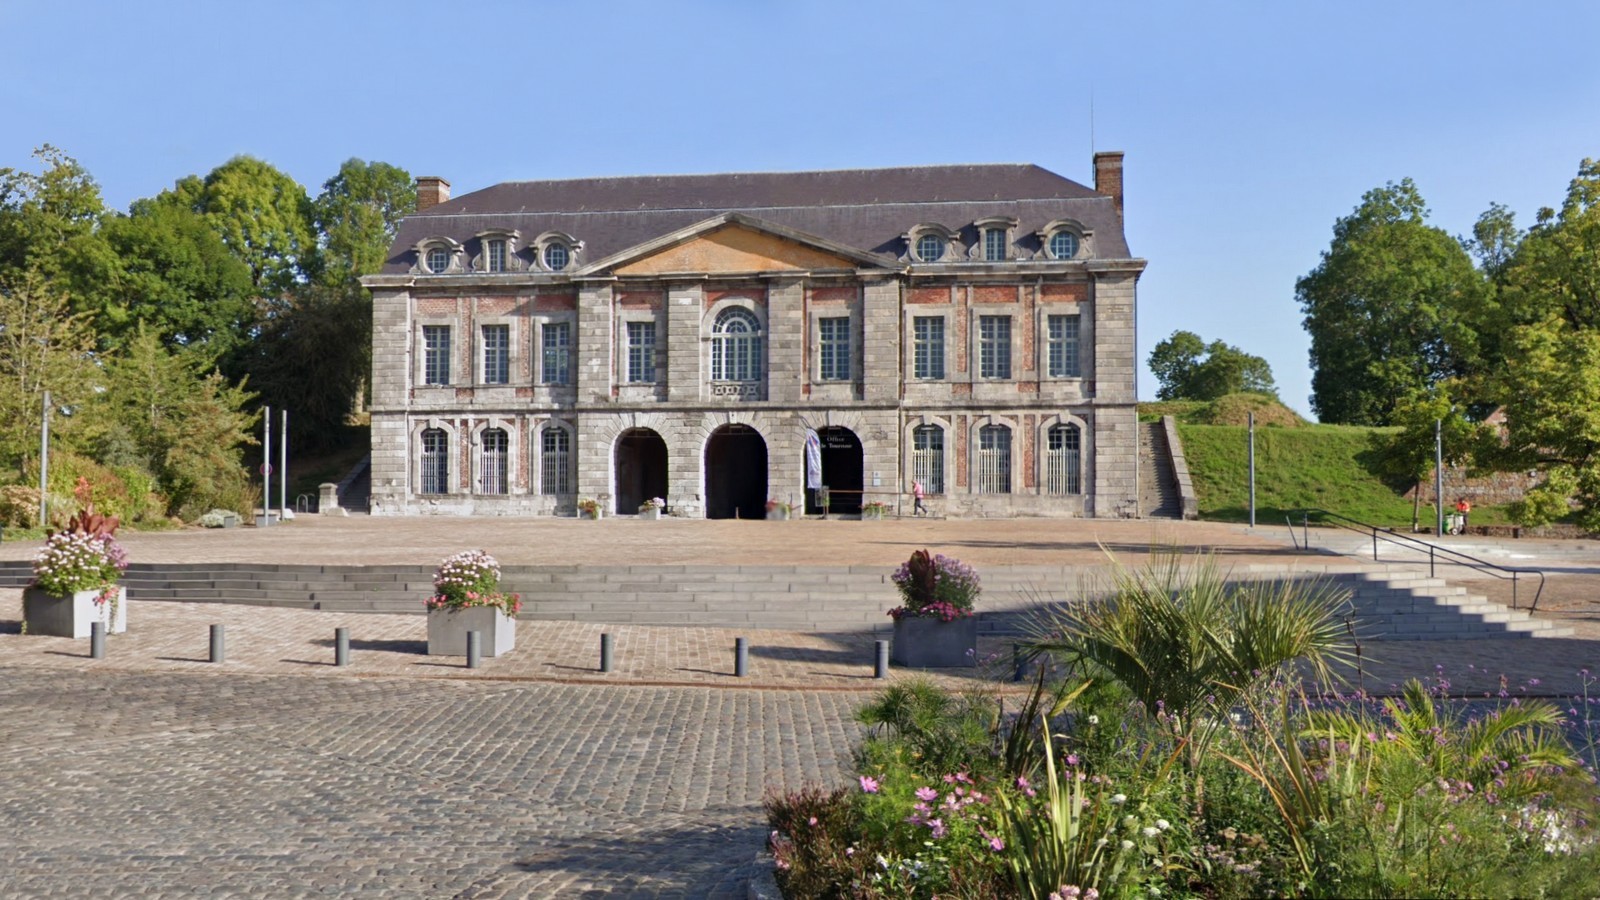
xmin=1138 ymin=421 xmax=1183 ymax=518
xmin=0 ymin=560 xmax=1572 ymax=640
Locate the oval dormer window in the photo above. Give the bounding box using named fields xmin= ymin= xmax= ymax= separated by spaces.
xmin=544 ymin=243 xmax=570 ymax=272
xmin=1049 ymin=231 xmax=1080 ymax=260
xmin=426 ymin=247 xmax=450 ymax=273
xmin=916 ymin=234 xmax=946 ymax=263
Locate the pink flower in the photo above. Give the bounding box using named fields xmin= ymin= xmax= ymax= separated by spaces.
xmin=989 ymin=835 xmax=1005 ymax=851
xmin=915 ymin=786 xmax=938 ymax=802
xmin=858 ymin=775 xmax=879 ymax=793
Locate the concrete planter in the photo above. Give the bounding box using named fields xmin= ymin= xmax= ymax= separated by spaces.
xmin=862 ymin=507 xmax=889 ymax=520
xmin=580 ymin=508 xmax=603 ymax=520
xmin=638 ymin=507 xmax=661 ymax=520
xmin=890 ymin=615 xmax=978 ymax=668
xmin=766 ymin=507 xmax=790 ymax=521
xmin=427 ymin=606 xmax=516 ymax=657
xmin=23 ymin=585 xmax=128 ymax=639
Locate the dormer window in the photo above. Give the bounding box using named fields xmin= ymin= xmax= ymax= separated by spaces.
xmin=533 ymin=231 xmax=581 ymax=273
xmin=472 ymin=229 xmax=520 ymax=273
xmin=972 ymin=216 xmax=1019 ymax=262
xmin=411 ymin=237 xmax=465 ymax=275
xmin=1038 ymin=219 xmax=1088 ymax=261
xmin=426 ymin=247 xmax=450 ymax=273
xmin=485 ymin=239 xmax=507 ymax=272
xmin=905 ymin=224 xmax=956 ymax=263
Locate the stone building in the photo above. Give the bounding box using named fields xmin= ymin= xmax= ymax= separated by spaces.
xmin=362 ymin=155 xmax=1144 ymax=518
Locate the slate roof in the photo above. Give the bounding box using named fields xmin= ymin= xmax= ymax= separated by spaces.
xmin=383 ymin=164 xmax=1130 ymax=274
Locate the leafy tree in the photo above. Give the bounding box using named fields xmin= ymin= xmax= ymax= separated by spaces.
xmin=97 ymin=198 xmax=256 ymax=357
xmin=232 ymin=281 xmax=370 ymax=450
xmin=0 ymin=270 xmax=97 ymax=478
xmin=1148 ymin=329 xmax=1276 ymax=401
xmin=1366 ymin=384 xmax=1482 ymax=531
xmin=0 ymin=146 xmax=120 ymax=321
xmin=84 ymin=326 xmax=257 ymax=519
xmin=1297 ymin=180 xmax=1486 ymax=425
xmin=186 ymin=156 xmax=317 ymax=297
xmin=313 ymin=158 xmax=416 ymax=284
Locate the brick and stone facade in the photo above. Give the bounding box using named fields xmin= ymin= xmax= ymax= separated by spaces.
xmin=363 ymin=158 xmax=1145 ymax=518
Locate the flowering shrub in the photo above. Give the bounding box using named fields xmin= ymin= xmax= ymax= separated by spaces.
xmin=638 ymin=496 xmax=664 ymax=511
xmin=765 ymin=499 xmax=792 ymax=514
xmin=424 ymin=549 xmax=521 ymax=615
xmin=863 ymin=500 xmax=892 ymax=517
xmin=31 ymin=531 xmax=128 ymax=595
xmin=888 ymin=549 xmax=980 ymax=621
xmin=576 ymin=498 xmax=602 ymax=517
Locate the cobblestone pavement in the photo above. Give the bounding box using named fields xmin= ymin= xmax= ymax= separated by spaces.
xmin=0 ymin=666 xmax=864 ymax=897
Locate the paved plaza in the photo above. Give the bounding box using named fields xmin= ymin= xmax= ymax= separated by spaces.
xmin=2 ymin=516 xmax=1599 ymax=896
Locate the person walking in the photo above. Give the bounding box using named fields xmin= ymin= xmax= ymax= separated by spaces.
xmin=911 ymin=479 xmax=927 ymax=517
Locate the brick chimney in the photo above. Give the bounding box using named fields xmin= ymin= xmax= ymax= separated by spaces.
xmin=1093 ymin=151 xmax=1124 ymax=218
xmin=416 ymin=176 xmax=451 ymax=212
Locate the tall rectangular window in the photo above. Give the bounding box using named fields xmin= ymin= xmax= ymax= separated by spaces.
xmin=913 ymin=317 xmax=945 ymax=380
xmin=486 ymin=239 xmax=506 ymax=273
xmin=627 ymin=321 xmax=657 ymax=383
xmin=420 ymin=429 xmax=449 ymax=493
xmin=979 ymin=316 xmax=1011 ymax=379
xmin=983 ymin=228 xmax=1007 ymax=261
xmin=912 ymin=424 xmax=944 ymax=495
xmin=1047 ymin=314 xmax=1081 ymax=378
xmin=542 ymin=322 xmax=571 ymax=385
xmin=482 ymin=324 xmax=510 ymax=384
xmin=541 ymin=426 xmax=572 ymax=495
xmin=819 ymin=316 xmax=851 ymax=381
xmin=423 ymin=325 xmax=451 ymax=385
xmin=977 ymin=424 xmax=1012 ymax=493
xmin=479 ymin=429 xmax=508 ymax=494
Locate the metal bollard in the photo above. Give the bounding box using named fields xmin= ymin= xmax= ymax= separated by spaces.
xmin=600 ymin=633 xmax=613 ymax=673
xmin=335 ymin=627 xmax=350 ymax=667
xmin=874 ymin=640 xmax=889 ymax=679
xmin=466 ymin=630 xmax=481 ymax=669
xmin=90 ymin=621 xmax=106 ymax=659
xmin=209 ymin=624 xmax=225 ymax=664
xmin=734 ymin=637 xmax=749 ymax=678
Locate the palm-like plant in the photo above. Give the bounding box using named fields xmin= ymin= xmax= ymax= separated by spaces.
xmin=1306 ymin=678 xmax=1579 ymax=801
xmin=1026 ymin=553 xmax=1354 ymax=776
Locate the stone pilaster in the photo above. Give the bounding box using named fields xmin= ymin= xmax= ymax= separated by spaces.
xmin=576 ymin=282 xmax=614 ymax=404
xmin=861 ymin=279 xmax=901 ymax=402
xmin=766 ymin=278 xmax=804 ymax=403
xmin=666 ymin=284 xmax=703 ymax=402
xmin=368 ymin=289 xmax=411 ymax=513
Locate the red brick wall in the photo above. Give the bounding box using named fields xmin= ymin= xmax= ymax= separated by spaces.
xmin=908 ymin=286 xmax=950 ymax=305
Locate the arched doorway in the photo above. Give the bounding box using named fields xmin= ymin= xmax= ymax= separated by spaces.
xmin=806 ymin=426 xmax=863 ymax=514
xmin=614 ymin=428 xmax=668 ymax=515
xmin=705 ymin=424 xmax=768 ymax=519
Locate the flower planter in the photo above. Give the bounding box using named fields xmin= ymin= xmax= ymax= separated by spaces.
xmin=23 ymin=586 xmax=127 ymax=639
xmin=639 ymin=507 xmax=660 ymax=520
xmin=221 ymin=514 xmax=239 ymax=529
xmin=580 ymin=508 xmax=603 ymax=520
xmin=766 ymin=507 xmax=790 ymax=521
xmin=890 ymin=615 xmax=978 ymax=668
xmin=427 ymin=606 xmax=516 ymax=657
xmin=862 ymin=508 xmax=887 ymax=521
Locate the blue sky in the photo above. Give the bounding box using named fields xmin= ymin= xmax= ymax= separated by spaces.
xmin=4 ymin=0 xmax=1597 ymax=417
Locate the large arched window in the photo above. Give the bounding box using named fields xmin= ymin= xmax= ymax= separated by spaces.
xmin=479 ymin=428 xmax=508 ymax=494
xmin=712 ymin=307 xmax=763 ymax=382
xmin=1045 ymin=423 xmax=1082 ymax=495
xmin=912 ymin=424 xmax=945 ymax=494
xmin=976 ymin=424 xmax=1012 ymax=494
xmin=420 ymin=428 xmax=449 ymax=494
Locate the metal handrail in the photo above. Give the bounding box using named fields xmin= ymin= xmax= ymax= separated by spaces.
xmin=1298 ymin=508 xmax=1544 ymax=610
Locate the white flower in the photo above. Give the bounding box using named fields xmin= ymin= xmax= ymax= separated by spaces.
xmin=1142 ymin=826 xmax=1159 ymax=838
xmin=1120 ymin=839 xmax=1135 ymax=851
xmin=1087 ymin=715 xmax=1100 ymax=725
xmin=1156 ymin=818 xmax=1170 ymax=831
xmin=1110 ymin=793 xmax=1127 ymax=805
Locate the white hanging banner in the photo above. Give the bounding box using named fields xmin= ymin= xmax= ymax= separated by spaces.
xmin=805 ymin=429 xmax=822 ymax=490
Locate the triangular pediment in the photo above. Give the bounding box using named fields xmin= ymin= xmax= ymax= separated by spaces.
xmin=585 ymin=213 xmax=889 ymax=276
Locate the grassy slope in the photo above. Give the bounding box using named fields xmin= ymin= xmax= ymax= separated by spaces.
xmin=1179 ymin=423 xmax=1432 ymax=528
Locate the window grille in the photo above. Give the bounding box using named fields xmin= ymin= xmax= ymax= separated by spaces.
xmin=1046 ymin=423 xmax=1082 ymax=495
xmin=984 ymin=228 xmax=1007 ymax=261
xmin=916 ymin=234 xmax=945 ymax=262
xmin=479 ymin=429 xmax=508 ymax=494
xmin=1047 ymin=314 xmax=1081 ymax=378
xmin=712 ymin=307 xmax=762 ymax=382
xmin=913 ymin=316 xmax=945 ymax=380
xmin=1050 ymin=231 xmax=1079 ymax=260
xmin=544 ymin=243 xmax=569 ymax=271
xmin=420 ymin=429 xmax=449 ymax=494
xmin=819 ymin=316 xmax=850 ymax=381
xmin=542 ymin=322 xmax=571 ymax=385
xmin=979 ymin=316 xmax=1011 ymax=379
xmin=426 ymin=247 xmax=449 ymax=273
xmin=486 ymin=239 xmax=506 ymax=273
xmin=541 ymin=426 xmax=572 ymax=495
xmin=423 ymin=325 xmax=451 ymax=385
xmin=627 ymin=321 xmax=657 ymax=383
xmin=482 ymin=324 xmax=509 ymax=384
xmin=912 ymin=424 xmax=944 ymax=494
xmin=977 ymin=424 xmax=1011 ymax=494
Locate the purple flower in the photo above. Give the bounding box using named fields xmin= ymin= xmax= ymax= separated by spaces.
xmin=858 ymin=775 xmax=879 ymax=793
xmin=915 ymin=786 xmax=938 ymax=802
